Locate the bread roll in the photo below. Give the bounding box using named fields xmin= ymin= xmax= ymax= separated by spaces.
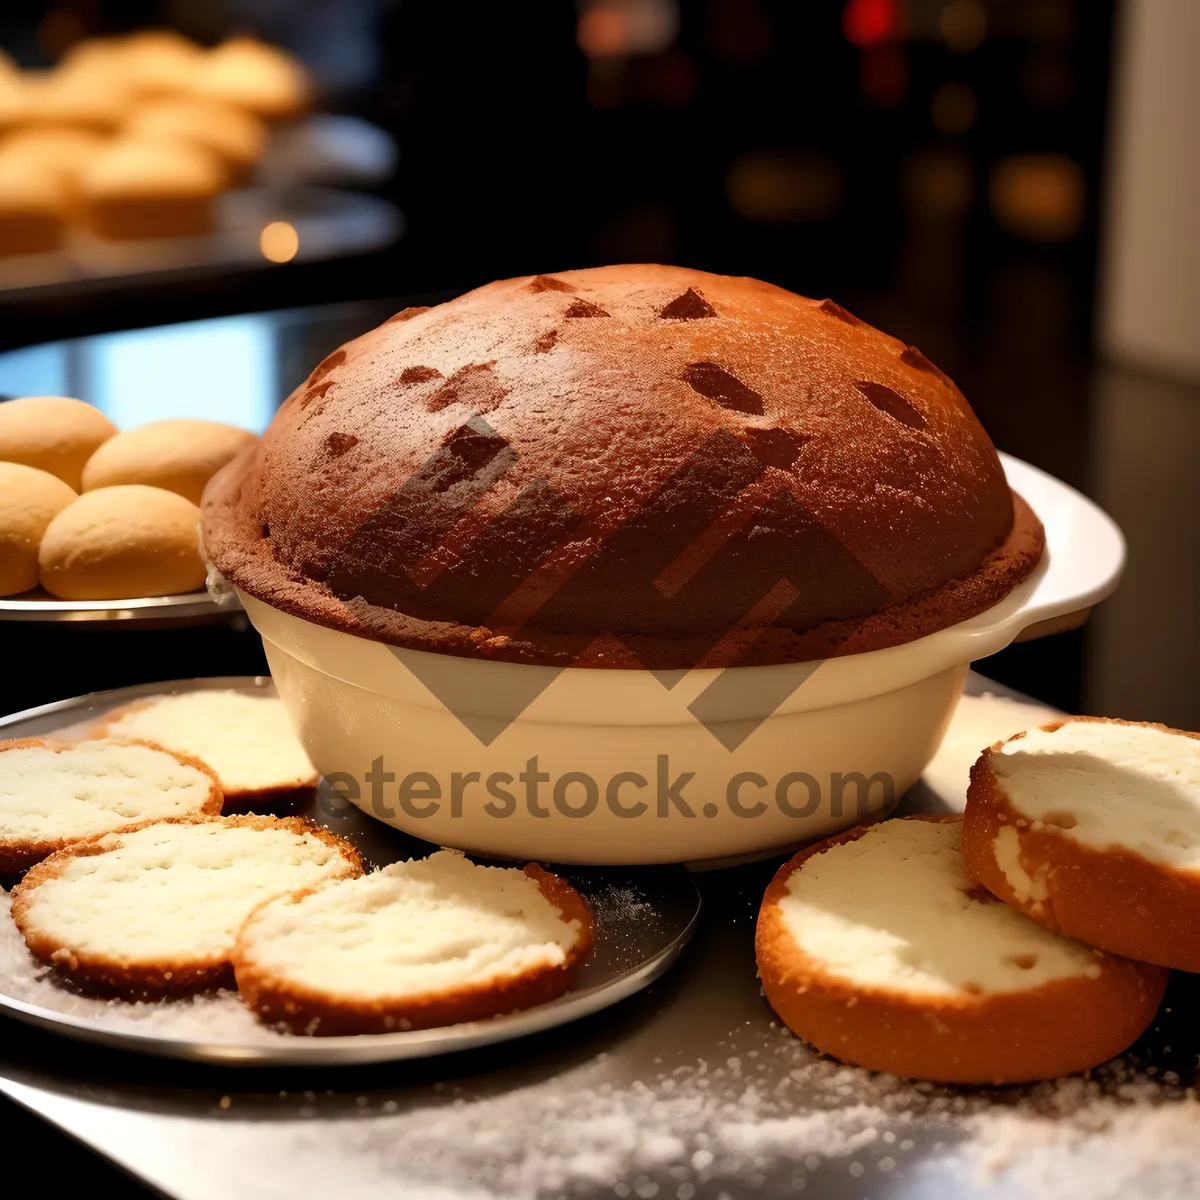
xmin=82 ymin=419 xmax=257 ymax=503
xmin=11 ymin=814 xmax=362 ymax=995
xmin=234 ymin=850 xmax=594 ymax=1034
xmin=22 ymin=65 xmax=133 ymax=133
xmin=963 ymin=717 xmax=1200 ymax=971
xmin=123 ymin=98 xmax=266 ymax=183
xmin=0 ymin=154 xmax=70 ymax=256
xmin=0 ymin=128 xmax=108 ymax=195
xmin=756 ymin=815 xmax=1167 ymax=1084
xmin=0 ymin=462 xmax=77 ymax=595
xmin=0 ymin=736 xmax=222 ymax=874
xmin=121 ymin=30 xmax=205 ymax=100
xmin=192 ymin=37 xmax=310 ymax=121
xmin=79 ymin=137 xmax=224 ymax=240
xmin=38 ymin=484 xmax=207 ymax=600
xmin=0 ymin=68 xmax=30 ymax=135
xmin=0 ymin=396 xmax=116 ymax=488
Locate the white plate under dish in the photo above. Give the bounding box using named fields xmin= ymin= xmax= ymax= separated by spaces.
xmin=0 ymin=677 xmax=700 ymax=1066
xmin=239 ymin=453 xmax=1124 ymax=866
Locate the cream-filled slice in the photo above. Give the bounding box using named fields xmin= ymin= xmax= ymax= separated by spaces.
xmin=15 ymin=817 xmax=359 ymax=965
xmin=0 ymin=738 xmax=217 ymax=845
xmin=992 ymin=721 xmax=1200 ymax=868
xmin=777 ymin=818 xmax=1101 ymax=997
xmin=237 ymin=850 xmax=584 ymax=999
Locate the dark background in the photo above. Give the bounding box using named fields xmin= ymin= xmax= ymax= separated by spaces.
xmin=1 ymin=5 xmax=1198 ymax=1195
xmin=1 ymin=0 xmax=1196 ymax=727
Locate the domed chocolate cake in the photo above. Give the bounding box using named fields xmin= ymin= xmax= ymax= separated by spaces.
xmin=203 ymin=265 xmax=1043 ymax=670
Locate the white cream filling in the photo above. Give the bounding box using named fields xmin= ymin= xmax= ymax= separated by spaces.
xmin=993 ymin=722 xmax=1200 ymax=869
xmin=239 ymin=850 xmax=580 ymax=999
xmin=20 ymin=820 xmax=354 ymax=962
xmin=777 ymin=820 xmax=1101 ymax=998
xmin=0 ymin=740 xmax=213 ymax=842
xmin=101 ymin=691 xmax=316 ymax=795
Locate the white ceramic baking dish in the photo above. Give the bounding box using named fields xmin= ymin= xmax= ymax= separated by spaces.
xmin=235 ymin=454 xmax=1123 ymax=865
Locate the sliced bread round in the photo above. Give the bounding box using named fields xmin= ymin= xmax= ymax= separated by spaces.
xmin=11 ymin=814 xmax=361 ymax=995
xmin=94 ymin=690 xmax=318 ymax=805
xmin=0 ymin=737 xmax=222 ymax=874
xmin=233 ymin=850 xmax=594 ymax=1035
xmin=756 ymin=815 xmax=1166 ymax=1084
xmin=963 ymin=716 xmax=1200 ymax=970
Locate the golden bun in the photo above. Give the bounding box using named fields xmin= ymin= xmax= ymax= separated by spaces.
xmin=0 ymin=396 xmax=116 ymax=488
xmin=82 ymin=419 xmax=258 ymax=504
xmin=123 ymin=98 xmax=266 ymax=182
xmin=79 ymin=137 xmax=224 ymax=239
xmin=0 ymin=155 xmax=70 ymax=255
xmin=38 ymin=484 xmax=207 ymax=600
xmin=192 ymin=37 xmax=310 ymax=121
xmin=0 ymin=463 xmax=78 ymax=595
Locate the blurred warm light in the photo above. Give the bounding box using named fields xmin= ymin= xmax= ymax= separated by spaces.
xmin=939 ymin=0 xmax=987 ymax=52
xmin=578 ymin=5 xmax=628 ymax=58
xmin=577 ymin=0 xmax=678 ymax=60
xmin=903 ymin=148 xmax=973 ymax=219
xmin=259 ymin=221 xmax=299 ymax=262
xmin=990 ymin=154 xmax=1085 ymax=242
xmin=930 ymin=81 xmax=977 ymax=134
xmin=842 ymin=0 xmax=897 ymax=48
xmin=860 ymin=44 xmax=908 ymax=107
xmin=727 ymin=152 xmax=843 ymax=223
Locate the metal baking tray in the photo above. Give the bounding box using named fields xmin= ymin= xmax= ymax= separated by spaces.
xmin=0 ymin=676 xmax=700 ymax=1066
xmin=0 ymin=589 xmax=237 ymax=625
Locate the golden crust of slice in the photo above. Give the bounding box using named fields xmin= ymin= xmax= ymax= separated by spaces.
xmin=963 ymin=716 xmax=1200 ymax=971
xmin=10 ymin=813 xmax=362 ymax=997
xmin=0 ymin=736 xmax=222 ymax=875
xmin=93 ymin=690 xmax=318 ymax=807
xmin=233 ymin=862 xmax=595 ymax=1036
xmin=756 ymin=815 xmax=1167 ymax=1084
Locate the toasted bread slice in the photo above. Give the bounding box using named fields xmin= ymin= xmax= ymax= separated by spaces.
xmin=0 ymin=737 xmax=221 ymax=874
xmin=756 ymin=815 xmax=1166 ymax=1084
xmin=233 ymin=850 xmax=594 ymax=1035
xmin=95 ymin=690 xmax=318 ymax=806
xmin=963 ymin=716 xmax=1200 ymax=970
xmin=11 ymin=814 xmax=361 ymax=996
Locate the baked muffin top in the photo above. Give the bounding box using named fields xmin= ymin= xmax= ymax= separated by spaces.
xmin=203 ymin=265 xmax=1042 ymax=669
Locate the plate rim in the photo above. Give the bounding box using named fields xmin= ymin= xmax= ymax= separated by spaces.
xmin=0 ymin=675 xmax=700 ymax=1066
xmin=0 ymin=590 xmax=237 ymax=623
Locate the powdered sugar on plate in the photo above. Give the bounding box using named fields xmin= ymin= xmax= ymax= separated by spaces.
xmin=4 ymin=867 xmax=1199 ymax=1198
xmin=0 ymin=888 xmax=289 ymax=1043
xmin=191 ymin=1014 xmax=1190 ymax=1200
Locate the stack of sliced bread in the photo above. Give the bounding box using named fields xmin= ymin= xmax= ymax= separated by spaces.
xmin=1 ymin=687 xmax=595 ymax=1029
xmin=0 ymin=736 xmax=220 ymax=872
xmin=758 ymin=715 xmax=1200 ymax=1084
xmin=11 ymin=813 xmax=362 ymax=994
